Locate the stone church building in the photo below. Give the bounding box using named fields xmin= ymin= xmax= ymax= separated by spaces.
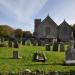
xmin=34 ymin=15 xmax=73 ymax=42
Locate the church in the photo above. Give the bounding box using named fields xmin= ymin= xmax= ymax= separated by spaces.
xmin=34 ymin=15 xmax=73 ymax=42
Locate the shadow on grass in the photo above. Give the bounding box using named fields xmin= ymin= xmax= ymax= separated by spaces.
xmin=25 ymin=63 xmax=64 ymax=66
xmin=0 ymin=57 xmax=21 ymax=59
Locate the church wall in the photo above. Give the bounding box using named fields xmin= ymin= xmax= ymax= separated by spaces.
xmin=34 ymin=16 xmax=73 ymax=42
xmin=58 ymin=24 xmax=73 ymax=42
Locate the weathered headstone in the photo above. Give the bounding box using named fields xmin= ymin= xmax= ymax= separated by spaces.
xmin=41 ymin=40 xmax=45 ymax=46
xmin=14 ymin=42 xmax=19 ymax=48
xmin=45 ymin=44 xmax=50 ymax=51
xmin=26 ymin=40 xmax=31 ymax=46
xmin=13 ymin=51 xmax=19 ymax=59
xmin=53 ymin=42 xmax=58 ymax=51
xmin=58 ymin=42 xmax=65 ymax=52
xmin=33 ymin=51 xmax=47 ymax=62
xmin=13 ymin=51 xmax=22 ymax=59
xmin=1 ymin=37 xmax=4 ymax=43
xmin=33 ymin=41 xmax=36 ymax=46
xmin=38 ymin=40 xmax=42 ymax=46
xmin=8 ymin=41 xmax=13 ymax=47
xmin=65 ymin=39 xmax=75 ymax=65
xmin=22 ymin=40 xmax=25 ymax=45
xmin=0 ymin=43 xmax=6 ymax=47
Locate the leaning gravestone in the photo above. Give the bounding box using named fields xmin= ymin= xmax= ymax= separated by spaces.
xmin=53 ymin=42 xmax=58 ymax=51
xmin=65 ymin=39 xmax=75 ymax=65
xmin=33 ymin=51 xmax=47 ymax=62
xmin=45 ymin=44 xmax=50 ymax=51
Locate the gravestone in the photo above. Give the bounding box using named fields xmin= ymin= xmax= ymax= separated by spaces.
xmin=14 ymin=42 xmax=19 ymax=48
xmin=22 ymin=38 xmax=26 ymax=45
xmin=53 ymin=42 xmax=58 ymax=51
xmin=65 ymin=39 xmax=75 ymax=65
xmin=33 ymin=41 xmax=36 ymax=46
xmin=13 ymin=51 xmax=22 ymax=59
xmin=26 ymin=40 xmax=31 ymax=46
xmin=1 ymin=37 xmax=4 ymax=43
xmin=0 ymin=43 xmax=6 ymax=47
xmin=45 ymin=44 xmax=50 ymax=51
xmin=41 ymin=40 xmax=45 ymax=46
xmin=33 ymin=51 xmax=47 ymax=62
xmin=8 ymin=41 xmax=12 ymax=47
xmin=38 ymin=40 xmax=42 ymax=46
xmin=58 ymin=42 xmax=65 ymax=52
xmin=22 ymin=40 xmax=25 ymax=45
xmin=13 ymin=51 xmax=19 ymax=59
xmin=70 ymin=70 xmax=75 ymax=75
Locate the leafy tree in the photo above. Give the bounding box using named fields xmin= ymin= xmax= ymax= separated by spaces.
xmin=0 ymin=25 xmax=14 ymax=37
xmin=14 ymin=29 xmax=23 ymax=38
xmin=14 ymin=29 xmax=23 ymax=43
xmin=72 ymin=24 xmax=75 ymax=39
xmin=23 ymin=31 xmax=32 ymax=38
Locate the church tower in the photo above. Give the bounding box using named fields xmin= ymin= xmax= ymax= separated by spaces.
xmin=34 ymin=19 xmax=41 ymax=37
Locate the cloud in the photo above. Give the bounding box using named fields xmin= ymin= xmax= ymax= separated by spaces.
xmin=0 ymin=0 xmax=48 ymax=26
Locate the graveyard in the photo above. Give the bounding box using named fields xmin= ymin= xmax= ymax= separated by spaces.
xmin=0 ymin=41 xmax=75 ymax=73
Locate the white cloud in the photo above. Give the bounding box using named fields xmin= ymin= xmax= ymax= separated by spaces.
xmin=0 ymin=0 xmax=48 ymax=26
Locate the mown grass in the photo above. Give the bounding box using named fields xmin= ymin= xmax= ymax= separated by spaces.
xmin=0 ymin=45 xmax=75 ymax=73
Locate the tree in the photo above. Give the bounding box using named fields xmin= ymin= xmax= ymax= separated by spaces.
xmin=72 ymin=24 xmax=75 ymax=39
xmin=0 ymin=25 xmax=14 ymax=37
xmin=14 ymin=29 xmax=23 ymax=43
xmin=14 ymin=29 xmax=23 ymax=38
xmin=22 ymin=31 xmax=32 ymax=38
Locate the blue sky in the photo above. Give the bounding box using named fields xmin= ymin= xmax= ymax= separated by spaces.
xmin=0 ymin=0 xmax=75 ymax=32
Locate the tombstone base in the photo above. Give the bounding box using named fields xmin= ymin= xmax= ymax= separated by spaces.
xmin=13 ymin=56 xmax=22 ymax=59
xmin=13 ymin=51 xmax=22 ymax=59
xmin=33 ymin=52 xmax=47 ymax=62
xmin=65 ymin=60 xmax=75 ymax=65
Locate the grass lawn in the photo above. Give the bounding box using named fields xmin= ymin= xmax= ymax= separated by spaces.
xmin=0 ymin=45 xmax=75 ymax=73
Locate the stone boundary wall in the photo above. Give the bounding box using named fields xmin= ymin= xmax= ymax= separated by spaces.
xmin=0 ymin=70 xmax=75 ymax=75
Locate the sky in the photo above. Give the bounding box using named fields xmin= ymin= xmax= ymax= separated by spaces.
xmin=0 ymin=0 xmax=75 ymax=32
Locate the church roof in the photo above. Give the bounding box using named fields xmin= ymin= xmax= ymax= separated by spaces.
xmin=41 ymin=15 xmax=57 ymax=26
xmin=59 ymin=20 xmax=71 ymax=27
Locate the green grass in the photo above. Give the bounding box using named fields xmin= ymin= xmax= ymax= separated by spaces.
xmin=0 ymin=45 xmax=75 ymax=73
